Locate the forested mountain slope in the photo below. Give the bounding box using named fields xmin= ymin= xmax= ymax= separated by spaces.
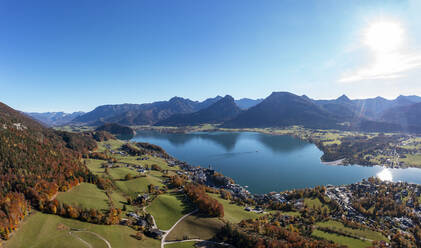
xmin=0 ymin=102 xmax=94 ymax=240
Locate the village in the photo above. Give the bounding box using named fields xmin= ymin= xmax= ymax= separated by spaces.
xmin=99 ymin=140 xmax=421 ymax=246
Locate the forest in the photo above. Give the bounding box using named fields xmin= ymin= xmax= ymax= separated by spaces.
xmin=0 ymin=102 xmax=114 ymax=240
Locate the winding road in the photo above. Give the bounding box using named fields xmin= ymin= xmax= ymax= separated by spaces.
xmin=160 ymin=209 xmax=198 ymax=248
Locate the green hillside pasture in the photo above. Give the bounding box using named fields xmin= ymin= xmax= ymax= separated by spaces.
xmin=316 ymin=220 xmax=388 ymax=242
xmin=116 ymin=154 xmax=178 ymax=171
xmin=166 ymin=213 xmax=224 ymax=241
xmin=85 ymin=159 xmax=106 ymax=176
xmin=108 ymin=166 xmax=139 ymax=180
xmin=56 ymin=183 xmax=109 ymax=211
xmin=209 ymin=193 xmax=259 ymax=223
xmin=312 ymin=229 xmax=371 ymax=248
xmin=109 ymin=190 xmax=134 ymax=212
xmin=147 ymin=192 xmax=193 ymax=230
xmin=5 ymin=212 xmax=160 ymax=248
xmin=115 ymin=175 xmax=164 ymax=197
xmin=96 ymin=139 xmax=124 ymax=152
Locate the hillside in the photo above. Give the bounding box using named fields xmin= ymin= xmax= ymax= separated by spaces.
xmin=155 ymin=95 xmax=242 ymax=126
xmin=72 ymin=97 xmax=226 ymax=126
xmin=223 ymin=92 xmax=339 ymax=129
xmin=72 ymin=103 xmax=144 ymax=125
xmin=95 ymin=123 xmax=135 ymax=140
xmin=0 ymin=102 xmax=92 ymax=239
xmin=380 ymin=102 xmax=421 ymax=132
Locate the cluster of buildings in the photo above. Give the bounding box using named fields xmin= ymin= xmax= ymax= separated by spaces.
xmin=326 ymin=181 xmax=421 ymax=231
xmin=104 ymin=143 xmax=128 ymax=156
xmin=125 ymin=163 xmax=146 ymax=173
xmin=223 ymin=183 xmax=250 ymax=200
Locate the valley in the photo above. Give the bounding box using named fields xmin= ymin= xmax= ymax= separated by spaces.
xmin=3 ymin=125 xmax=421 ymax=247
xmin=5 ymin=2 xmax=421 ymax=247
xmin=3 ymin=93 xmax=421 ymax=248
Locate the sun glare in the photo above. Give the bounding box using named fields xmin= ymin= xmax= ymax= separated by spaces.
xmin=376 ymin=168 xmax=393 ymax=182
xmin=364 ymin=21 xmax=404 ymax=52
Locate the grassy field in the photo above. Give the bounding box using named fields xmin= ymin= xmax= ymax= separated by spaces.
xmin=400 ymin=154 xmax=421 ymax=168
xmin=5 ymin=212 xmax=160 ymax=248
xmin=85 ymin=159 xmax=106 ymax=176
xmin=109 ymin=190 xmax=134 ymax=212
xmin=312 ymin=229 xmax=371 ymax=248
xmin=209 ymin=193 xmax=259 ymax=223
xmin=304 ymin=197 xmax=324 ymax=208
xmin=164 ymin=241 xmax=197 ymax=248
xmin=56 ymin=183 xmax=109 ymax=211
xmin=116 ymin=154 xmax=178 ymax=171
xmin=115 ymin=175 xmax=164 ymax=197
xmin=96 ymin=139 xmax=125 ymax=153
xmin=147 ymin=192 xmax=193 ymax=230
xmin=54 ymin=125 xmax=94 ymax=133
xmin=316 ymin=220 xmax=388 ymax=242
xmin=304 ymin=197 xmax=331 ymax=213
xmin=268 ymin=210 xmax=301 ymax=217
xmin=166 ymin=213 xmax=224 ymax=241
xmin=107 ymin=166 xmax=139 ymax=180
xmin=73 ymin=231 xmax=108 ymax=248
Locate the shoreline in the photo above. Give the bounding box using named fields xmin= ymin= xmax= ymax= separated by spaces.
xmin=321 ymin=158 xmax=346 ymax=166
xmin=132 ymin=125 xmax=421 ymax=170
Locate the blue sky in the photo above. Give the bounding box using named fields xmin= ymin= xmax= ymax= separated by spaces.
xmin=1 ymin=0 xmax=421 ymax=112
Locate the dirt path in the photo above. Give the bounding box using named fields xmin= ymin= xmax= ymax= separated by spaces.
xmin=143 ymin=205 xmax=158 ymax=229
xmin=164 ymin=239 xmax=231 ymax=247
xmin=160 ymin=209 xmax=198 ymax=248
xmin=69 ymin=231 xmax=92 ymax=248
xmin=69 ymin=230 xmax=112 ymax=248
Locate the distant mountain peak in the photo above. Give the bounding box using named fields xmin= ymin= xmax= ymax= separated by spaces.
xmin=222 ymin=95 xmax=234 ymax=101
xmin=374 ymin=96 xmax=387 ymax=100
xmin=169 ymin=96 xmax=190 ymax=102
xmin=301 ymin=95 xmax=312 ymax=101
xmin=155 ymin=94 xmax=241 ymax=126
xmin=234 ymin=97 xmax=263 ymax=110
xmin=336 ymin=94 xmax=351 ymax=102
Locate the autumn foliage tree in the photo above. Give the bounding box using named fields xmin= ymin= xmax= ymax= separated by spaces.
xmin=0 ymin=102 xmax=96 ymax=239
xmin=184 ymin=183 xmax=224 ymax=217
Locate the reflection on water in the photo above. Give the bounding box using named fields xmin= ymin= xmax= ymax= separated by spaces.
xmin=257 ymin=134 xmax=310 ymax=153
xmin=207 ymin=151 xmax=259 ymax=160
xmin=134 ymin=131 xmax=240 ymax=151
xmin=136 ymin=131 xmax=308 ymax=153
xmin=132 ymin=131 xmax=421 ymax=193
xmin=377 ymin=168 xmax=393 ymax=182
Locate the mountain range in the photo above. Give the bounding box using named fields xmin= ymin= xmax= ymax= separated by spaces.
xmin=155 ymin=95 xmax=242 ymax=126
xmin=223 ymin=92 xmax=338 ymax=129
xmin=25 ymin=111 xmax=85 ymax=126
xmin=23 ymin=92 xmax=421 ymax=133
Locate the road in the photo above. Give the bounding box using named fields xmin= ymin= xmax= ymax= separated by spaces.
xmin=160 ymin=209 xmax=198 ymax=248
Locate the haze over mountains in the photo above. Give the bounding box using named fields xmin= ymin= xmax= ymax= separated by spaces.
xmin=24 ymin=92 xmax=421 ymax=133
xmin=26 ymin=111 xmax=85 ymax=126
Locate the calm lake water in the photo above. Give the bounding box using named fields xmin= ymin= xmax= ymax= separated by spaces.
xmin=132 ymin=131 xmax=421 ymax=194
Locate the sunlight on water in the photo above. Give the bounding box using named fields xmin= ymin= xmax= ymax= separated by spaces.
xmin=377 ymin=168 xmax=393 ymax=182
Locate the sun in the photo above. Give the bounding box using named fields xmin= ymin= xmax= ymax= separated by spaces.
xmin=364 ymin=21 xmax=404 ymax=52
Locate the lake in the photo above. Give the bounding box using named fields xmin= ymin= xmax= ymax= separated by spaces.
xmin=132 ymin=131 xmax=421 ymax=194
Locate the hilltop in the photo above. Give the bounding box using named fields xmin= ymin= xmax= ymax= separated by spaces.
xmin=224 ymin=92 xmax=339 ymax=129
xmin=155 ymin=95 xmax=242 ymax=126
